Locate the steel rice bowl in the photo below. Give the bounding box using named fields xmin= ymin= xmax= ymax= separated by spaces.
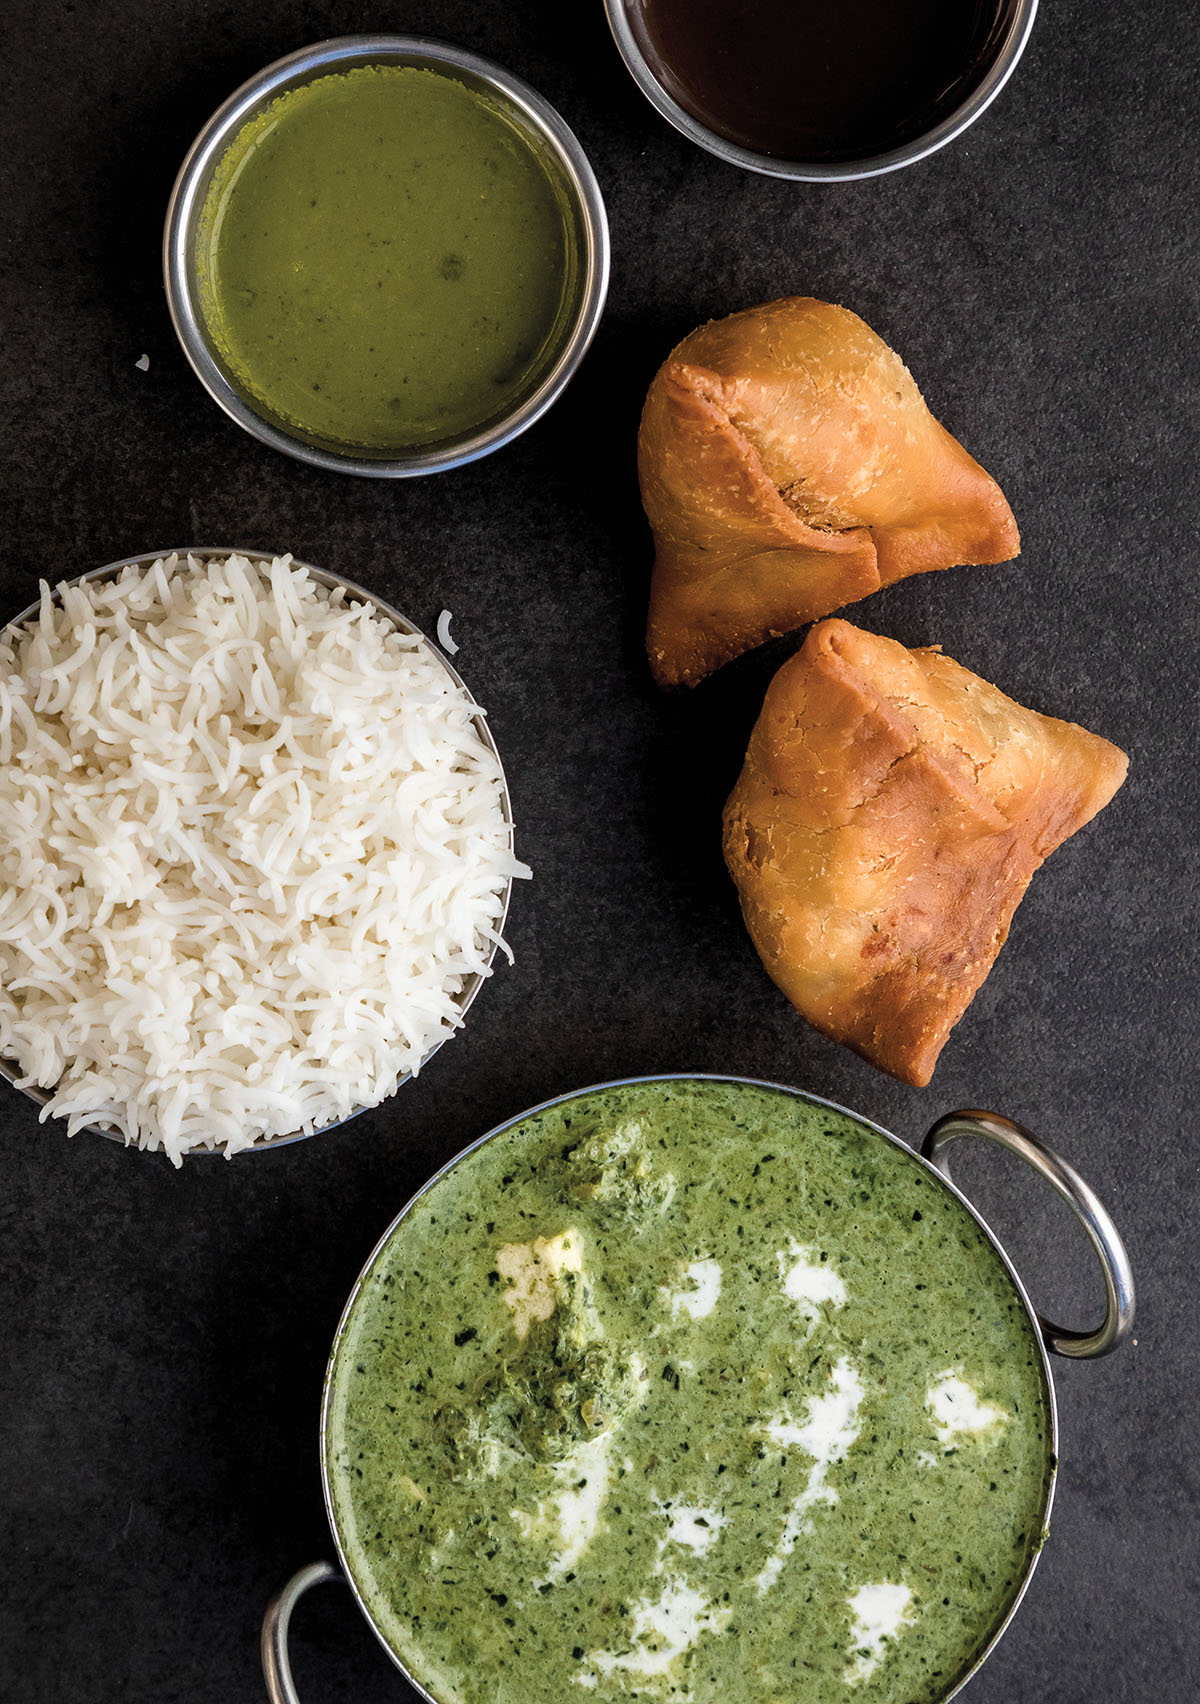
xmin=0 ymin=547 xmax=518 ymax=1157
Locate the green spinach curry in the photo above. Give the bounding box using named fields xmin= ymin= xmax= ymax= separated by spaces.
xmin=196 ymin=65 xmax=575 ymax=451
xmin=327 ymin=1081 xmax=1052 ymax=1704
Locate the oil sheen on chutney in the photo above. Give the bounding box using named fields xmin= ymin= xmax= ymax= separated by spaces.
xmin=196 ymin=66 xmax=576 ymax=451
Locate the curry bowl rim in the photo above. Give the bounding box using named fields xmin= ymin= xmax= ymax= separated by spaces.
xmin=317 ymin=1071 xmax=1060 ymax=1704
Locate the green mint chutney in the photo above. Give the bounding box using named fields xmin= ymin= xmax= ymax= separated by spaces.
xmin=326 ymin=1081 xmax=1053 ymax=1704
xmin=195 ymin=66 xmax=575 ymax=450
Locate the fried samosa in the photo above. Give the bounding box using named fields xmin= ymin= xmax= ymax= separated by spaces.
xmin=640 ymin=298 xmax=1020 ymax=687
xmin=723 ymin=620 xmax=1128 ymax=1086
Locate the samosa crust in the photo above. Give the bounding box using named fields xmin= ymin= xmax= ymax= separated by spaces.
xmin=640 ymin=298 xmax=1020 ymax=687
xmin=722 ymin=620 xmax=1128 ymax=1086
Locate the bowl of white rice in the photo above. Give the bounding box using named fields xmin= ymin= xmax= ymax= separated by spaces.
xmin=0 ymin=549 xmax=528 ymax=1164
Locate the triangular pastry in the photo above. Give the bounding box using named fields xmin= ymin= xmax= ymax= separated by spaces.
xmin=640 ymin=298 xmax=1020 ymax=687
xmin=723 ymin=620 xmax=1128 ymax=1085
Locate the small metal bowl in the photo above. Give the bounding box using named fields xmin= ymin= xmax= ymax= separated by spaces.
xmin=602 ymin=0 xmax=1038 ymax=181
xmin=0 ymin=548 xmax=519 ymax=1156
xmin=164 ymin=37 xmax=609 ymax=475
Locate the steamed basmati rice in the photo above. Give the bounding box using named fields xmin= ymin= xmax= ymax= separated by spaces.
xmin=0 ymin=553 xmax=529 ymax=1164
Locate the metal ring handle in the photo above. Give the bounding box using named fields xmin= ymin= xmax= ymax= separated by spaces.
xmin=921 ymin=1110 xmax=1135 ymax=1359
xmin=261 ymin=1562 xmax=343 ymax=1703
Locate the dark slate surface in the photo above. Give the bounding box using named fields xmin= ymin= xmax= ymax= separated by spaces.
xmin=1 ymin=2 xmax=1197 ymax=1700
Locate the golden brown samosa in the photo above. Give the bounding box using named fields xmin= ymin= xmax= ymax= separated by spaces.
xmin=640 ymin=298 xmax=1020 ymax=687
xmin=723 ymin=620 xmax=1128 ymax=1086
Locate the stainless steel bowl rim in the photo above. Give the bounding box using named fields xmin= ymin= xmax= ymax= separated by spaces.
xmin=601 ymin=0 xmax=1039 ymax=180
xmin=316 ymin=1072 xmax=1065 ymax=1704
xmin=0 ymin=546 xmax=517 ymax=1155
xmin=163 ymin=36 xmax=610 ymax=476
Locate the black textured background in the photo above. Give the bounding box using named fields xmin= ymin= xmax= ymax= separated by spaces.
xmin=1 ymin=2 xmax=1197 ymax=1701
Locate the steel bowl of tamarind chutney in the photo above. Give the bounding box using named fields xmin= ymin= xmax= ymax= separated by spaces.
xmin=602 ymin=0 xmax=1038 ymax=180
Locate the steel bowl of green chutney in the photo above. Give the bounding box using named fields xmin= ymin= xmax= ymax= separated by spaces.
xmin=260 ymin=1075 xmax=1134 ymax=1704
xmin=164 ymin=38 xmax=609 ymax=476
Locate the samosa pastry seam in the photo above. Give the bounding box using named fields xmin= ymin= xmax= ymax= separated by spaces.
xmin=640 ymin=297 xmax=1020 ymax=687
xmin=722 ymin=619 xmax=1128 ymax=1086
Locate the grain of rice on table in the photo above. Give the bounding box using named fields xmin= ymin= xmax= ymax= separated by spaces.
xmin=0 ymin=553 xmax=529 ymax=1164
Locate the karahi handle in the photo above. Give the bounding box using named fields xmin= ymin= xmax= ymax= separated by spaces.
xmin=921 ymin=1109 xmax=1135 ymax=1359
xmin=261 ymin=1562 xmax=342 ymax=1703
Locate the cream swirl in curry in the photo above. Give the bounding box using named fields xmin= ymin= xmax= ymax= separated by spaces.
xmin=327 ymin=1081 xmax=1051 ymax=1703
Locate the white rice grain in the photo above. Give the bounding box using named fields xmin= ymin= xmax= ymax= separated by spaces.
xmin=436 ymin=609 xmax=459 ymax=655
xmin=0 ymin=554 xmax=528 ymax=1163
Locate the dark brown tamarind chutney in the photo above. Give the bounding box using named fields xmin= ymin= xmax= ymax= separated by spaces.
xmin=636 ymin=0 xmax=1013 ymax=162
